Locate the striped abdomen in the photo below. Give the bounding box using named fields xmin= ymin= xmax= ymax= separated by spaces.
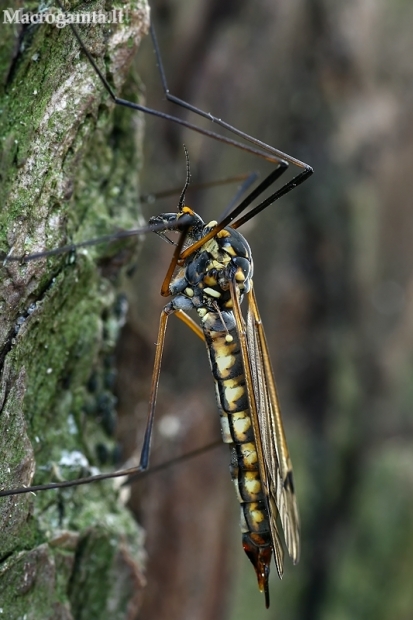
xmin=200 ymin=309 xmax=272 ymax=570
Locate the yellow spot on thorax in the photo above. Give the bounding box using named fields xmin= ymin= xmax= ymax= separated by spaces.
xmin=203 ymin=275 xmax=218 ymax=286
xmin=223 ymin=244 xmax=237 ymax=257
xmin=204 ymin=287 xmax=221 ymax=298
xmin=181 ymin=205 xmax=195 ymax=215
xmin=235 ymin=268 xmax=246 ymax=282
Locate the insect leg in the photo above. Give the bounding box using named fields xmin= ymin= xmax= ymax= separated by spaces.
xmin=0 ymin=305 xmax=171 ymax=495
xmin=160 ymin=222 xmax=191 ymax=296
xmin=150 ymin=25 xmax=311 ymax=172
xmin=174 ymin=310 xmax=205 ymax=341
xmin=179 ymin=162 xmax=289 ymax=260
xmin=61 ymin=3 xmax=313 ymax=194
xmin=138 ymin=308 xmax=170 ymax=471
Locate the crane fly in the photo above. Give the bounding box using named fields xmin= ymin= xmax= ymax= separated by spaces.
xmin=0 ymin=0 xmax=313 ymax=609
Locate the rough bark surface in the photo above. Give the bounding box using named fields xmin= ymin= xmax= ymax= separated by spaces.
xmin=0 ymin=2 xmax=149 ymax=618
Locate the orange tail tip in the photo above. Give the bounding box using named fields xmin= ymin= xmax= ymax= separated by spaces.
xmin=242 ymin=533 xmax=272 ymax=608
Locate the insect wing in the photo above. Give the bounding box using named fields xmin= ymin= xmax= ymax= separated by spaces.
xmin=229 ymin=280 xmax=284 ymax=576
xmin=229 ymin=280 xmax=299 ymax=576
xmin=246 ymin=288 xmax=300 ymax=564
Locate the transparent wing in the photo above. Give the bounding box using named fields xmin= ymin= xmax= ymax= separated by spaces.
xmin=229 ymin=279 xmax=299 ymax=573
xmin=246 ymin=286 xmax=300 ymax=563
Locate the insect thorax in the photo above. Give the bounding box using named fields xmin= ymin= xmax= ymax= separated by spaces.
xmin=166 ymin=215 xmax=254 ymax=327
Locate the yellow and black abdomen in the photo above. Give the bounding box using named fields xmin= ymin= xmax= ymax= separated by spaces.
xmin=201 ymin=310 xmax=272 ymax=566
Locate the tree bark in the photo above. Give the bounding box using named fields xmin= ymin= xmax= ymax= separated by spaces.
xmin=0 ymin=2 xmax=149 ymax=618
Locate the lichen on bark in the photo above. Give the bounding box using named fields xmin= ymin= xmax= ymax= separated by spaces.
xmin=0 ymin=1 xmax=149 ymax=617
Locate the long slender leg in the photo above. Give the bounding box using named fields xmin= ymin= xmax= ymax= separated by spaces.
xmin=231 ymin=166 xmax=313 ymax=230
xmin=160 ymin=223 xmax=190 ymax=297
xmin=150 ymin=25 xmax=311 ymax=173
xmin=127 ymin=440 xmax=222 ymax=484
xmin=180 ymin=163 xmax=289 ymax=260
xmin=138 ymin=307 xmax=170 ymax=470
xmin=60 ymin=2 xmax=293 ymax=167
xmin=175 ymin=309 xmax=204 ymax=341
xmin=0 ymin=306 xmax=171 ymax=495
xmin=58 ymin=1 xmax=313 ymax=209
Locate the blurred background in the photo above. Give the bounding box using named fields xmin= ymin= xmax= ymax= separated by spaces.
xmin=114 ymin=0 xmax=413 ymax=618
